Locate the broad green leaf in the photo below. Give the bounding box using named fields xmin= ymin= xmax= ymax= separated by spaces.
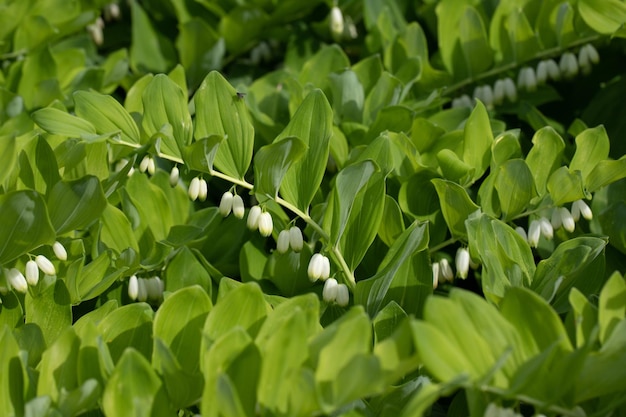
xmin=0 ymin=292 xmax=25 ymax=330
xmin=0 ymin=190 xmax=55 ymax=264
xmin=0 ymin=135 xmax=17 ymax=186
xmin=78 ymin=251 xmax=126 ymax=302
xmin=459 ymin=6 xmax=493 ymax=77
xmin=97 ymin=303 xmax=154 ymax=363
xmin=299 ymin=45 xmax=350 ymax=95
xmin=47 ymin=175 xmax=106 ymax=234
xmin=506 ymin=8 xmax=541 ymax=63
xmin=463 ymin=100 xmax=493 ymax=182
xmin=432 ymin=179 xmax=479 ymax=239
xmin=182 ymin=135 xmax=224 ymax=174
xmin=363 ymin=72 xmax=403 ymax=125
xmin=142 ymin=74 xmax=192 ymax=158
xmin=153 ymin=285 xmax=212 ymax=374
xmin=597 ymin=272 xmax=626 ymax=344
xmin=254 ymin=136 xmax=306 ymax=199
xmin=176 ymin=19 xmax=222 ymax=91
xmin=378 ymin=195 xmax=405 ymax=247
xmin=525 ymin=127 xmax=565 ymax=195
xmin=74 ymin=90 xmax=141 ymax=145
xmin=166 ymin=247 xmax=213 ymax=293
xmin=494 ymin=159 xmax=536 ymax=221
xmin=329 ymin=70 xmax=364 ymax=123
xmin=124 ymin=173 xmax=173 ymax=242
xmin=437 ymin=149 xmax=474 ymax=184
xmin=436 ymin=0 xmax=467 ymax=76
xmin=57 ymin=379 xmax=101 ymax=417
xmin=130 ymin=2 xmax=173 ymax=73
xmin=356 ymin=221 xmax=429 ymax=317
xmin=36 ymin=327 xmax=79 ymax=402
xmin=546 ymin=167 xmax=586 ymax=206
xmin=219 ymin=6 xmax=268 ymax=55
xmin=586 ymin=157 xmax=626 ymax=192
xmin=103 ymin=348 xmax=171 ymax=417
xmin=578 ymin=0 xmax=626 ymax=34
xmin=491 ymin=131 xmax=522 ymax=168
xmin=568 ymin=288 xmax=598 ymax=348
xmin=99 ymin=203 xmax=139 ymax=256
xmin=32 ymin=107 xmax=97 ymax=139
xmin=278 ymin=89 xmax=333 ymax=212
xmin=0 ymin=326 xmax=24 ymax=417
xmin=531 ymin=236 xmax=607 ymax=314
xmin=570 ymin=126 xmax=610 ymax=183
xmin=195 ymin=71 xmax=255 ymax=179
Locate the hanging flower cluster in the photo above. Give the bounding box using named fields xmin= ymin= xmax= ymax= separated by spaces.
xmin=128 ymin=275 xmax=164 ymax=303
xmin=1 ymin=242 xmax=67 ymax=294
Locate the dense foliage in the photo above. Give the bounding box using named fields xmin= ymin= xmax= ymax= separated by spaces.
xmin=1 ymin=0 xmax=626 ymax=416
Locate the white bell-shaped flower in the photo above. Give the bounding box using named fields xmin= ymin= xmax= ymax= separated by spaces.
xmin=455 ymin=248 xmax=470 ymax=279
xmin=308 ymin=253 xmax=326 ymax=282
xmin=493 ymin=79 xmax=505 ymax=105
xmin=247 ymin=205 xmax=262 ymax=230
xmin=439 ymin=258 xmax=453 ymax=282
xmin=528 ymin=219 xmax=541 ymax=248
xmin=330 ymin=6 xmax=344 ymax=38
xmin=559 ymin=52 xmax=578 ymax=79
xmin=503 ymin=77 xmax=517 ymax=102
xmin=198 ymin=179 xmax=208 ymax=202
xmin=139 ymin=155 xmax=151 ymax=173
xmin=219 ymin=191 xmax=234 ymax=217
xmin=25 ymin=260 xmax=39 ymax=286
xmin=322 ymin=278 xmax=338 ymax=302
xmin=128 ymin=275 xmax=139 ymax=300
xmin=560 ymin=207 xmax=576 ymax=232
xmin=539 ymin=217 xmax=554 ymax=240
xmin=169 ymin=166 xmax=179 ymax=187
xmin=53 ymin=241 xmax=67 ymax=261
xmin=258 ymin=212 xmax=273 ymax=237
xmin=571 ymin=199 xmax=593 ymax=221
xmin=545 ymin=59 xmax=561 ymax=81
xmin=232 ymin=195 xmax=245 ymax=219
xmin=551 ymin=208 xmax=562 ymax=230
xmin=432 ymin=262 xmax=440 ymax=289
xmin=7 ymin=268 xmax=28 ymax=293
xmin=147 ymin=157 xmax=156 ymax=176
xmin=276 ymin=230 xmax=290 ymax=254
xmin=35 ymin=255 xmax=56 ymax=276
xmin=188 ymin=177 xmax=201 ymax=201
xmin=536 ymin=60 xmax=549 ymax=85
xmin=137 ymin=277 xmax=148 ymax=302
xmin=336 ymin=284 xmax=349 ymax=307
xmin=289 ymin=226 xmax=304 ymax=252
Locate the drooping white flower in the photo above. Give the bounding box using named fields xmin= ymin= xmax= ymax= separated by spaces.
xmin=25 ymin=260 xmax=39 ymax=286
xmin=559 ymin=52 xmax=578 ymax=79
xmin=188 ymin=177 xmax=201 ymax=201
xmin=289 ymin=226 xmax=303 ymax=252
xmin=584 ymin=44 xmax=599 ymax=64
xmin=571 ymin=199 xmax=593 ymax=221
xmin=560 ymin=207 xmax=576 ymax=232
xmin=544 ymin=59 xmax=561 ymax=81
xmin=139 ymin=155 xmax=151 ymax=173
xmin=247 ymin=205 xmax=262 ymax=230
xmin=320 ymin=255 xmax=330 ymax=280
xmin=232 ymin=195 xmax=245 ymax=219
xmin=198 ymin=179 xmax=208 ymax=202
xmin=578 ymin=45 xmax=592 ymax=75
xmin=539 ymin=217 xmax=554 ymax=240
xmin=515 ymin=226 xmax=528 ymax=241
xmin=517 ymin=67 xmax=537 ymax=92
xmin=336 ymin=284 xmax=350 ymax=307
xmin=258 ymin=212 xmax=273 ymax=237
xmin=330 ymin=6 xmax=344 ymax=38
xmin=169 ymin=166 xmax=180 ymax=187
xmin=128 ymin=275 xmax=139 ymax=300
xmin=136 ymin=277 xmax=148 ymax=302
xmin=147 ymin=157 xmax=156 ymax=176
xmin=307 ymin=253 xmax=328 ymax=282
xmin=145 ymin=277 xmax=163 ymax=300
xmin=432 ymin=262 xmax=440 ymax=289
xmin=7 ymin=268 xmax=28 ymax=293
xmin=455 ymin=248 xmax=470 ymax=279
xmin=276 ymin=230 xmax=290 ymax=254
xmin=53 ymin=241 xmax=67 ymax=261
xmin=493 ymin=79 xmax=505 ymax=105
xmin=219 ymin=191 xmax=234 ymax=217
xmin=551 ymin=208 xmax=562 ymax=230
xmin=322 ymin=278 xmax=339 ymax=302
xmin=439 ymin=258 xmax=453 ymax=282
xmin=35 ymin=255 xmax=56 ymax=276
xmin=536 ymin=60 xmax=549 ymax=85
xmin=528 ymin=220 xmax=541 ymax=248
xmin=503 ymin=77 xmax=517 ymax=102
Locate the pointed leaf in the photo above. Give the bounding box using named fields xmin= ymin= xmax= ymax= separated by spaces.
xmin=47 ymin=175 xmax=107 ymax=234
xmin=432 ymin=179 xmax=479 ymax=239
xmin=254 ymin=136 xmax=306 ymax=199
xmin=494 ymin=159 xmax=536 ymax=221
xmin=463 ymin=101 xmax=493 ymax=182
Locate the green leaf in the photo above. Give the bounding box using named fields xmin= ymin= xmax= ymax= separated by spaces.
xmin=32 ymin=107 xmax=97 ymax=139
xmin=195 ymin=71 xmax=255 ymax=180
xmin=525 ymin=127 xmax=565 ymax=196
xmin=74 ymin=90 xmax=141 ymax=145
xmin=506 ymin=8 xmax=541 ymax=63
xmin=36 ymin=327 xmax=79 ymax=402
xmin=570 ymin=126 xmax=610 ymax=184
xmin=532 ymin=236 xmax=607 ymax=314
xmin=0 ymin=135 xmax=17 ymax=186
xmin=142 ymin=74 xmax=193 ymax=158
xmin=103 ymin=348 xmax=171 ymax=417
xmin=459 ymin=6 xmax=493 ymax=77
xmin=165 ymin=247 xmax=213 ymax=293
xmin=182 ymin=135 xmax=224 ymax=174
xmin=547 ymin=167 xmax=586 ymax=206
xmin=130 ymin=1 xmax=173 ymax=73
xmin=47 ymin=175 xmax=107 ymax=234
xmin=437 ymin=148 xmax=474 ymax=184
xmin=597 ymin=272 xmax=625 ymax=344
xmin=124 ymin=173 xmax=173 ymax=242
xmin=578 ymin=0 xmax=626 ymax=34
xmin=432 ymin=179 xmax=480 ymax=239
xmin=568 ymin=288 xmax=598 ymax=348
xmin=586 ymin=157 xmax=626 ymax=192
xmin=278 ymin=89 xmax=333 ymax=212
xmin=494 ymin=159 xmax=536 ymax=221
xmin=378 ymin=195 xmax=405 ymax=247
xmin=97 ymin=303 xmax=154 ymax=363
xmin=463 ymin=100 xmax=493 ymax=182
xmin=0 ymin=190 xmax=55 ymax=264
xmin=0 ymin=326 xmax=24 ymax=417
xmin=254 ymin=136 xmax=306 ymax=199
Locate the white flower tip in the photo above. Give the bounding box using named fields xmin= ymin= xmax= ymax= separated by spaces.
xmin=219 ymin=191 xmax=234 ymax=217
xmin=528 ymin=220 xmax=541 ymax=248
xmin=432 ymin=262 xmax=439 ymax=289
xmin=539 ymin=217 xmax=554 ymax=240
xmin=232 ymin=195 xmax=245 ymax=219
xmin=128 ymin=275 xmax=139 ymax=300
xmin=169 ymin=166 xmax=180 ymax=187
xmin=258 ymin=212 xmax=273 ymax=237
xmin=53 ymin=241 xmax=68 ymax=261
xmin=455 ymin=248 xmax=470 ymax=279
xmin=289 ymin=226 xmax=304 ymax=252
xmin=276 ymin=230 xmax=290 ymax=254
xmin=336 ymin=284 xmax=349 ymax=307
xmin=322 ymin=278 xmax=339 ymax=302
xmin=330 ymin=6 xmax=344 ymax=37
xmin=147 ymin=157 xmax=156 ymax=176
xmin=515 ymin=226 xmax=528 ymax=241
xmin=35 ymin=255 xmax=56 ymax=276
xmin=560 ymin=207 xmax=576 ymax=232
xmin=198 ymin=179 xmax=208 ymax=202
xmin=439 ymin=258 xmax=453 ymax=281
xmin=247 ymin=205 xmax=262 ymax=230
xmin=188 ymin=177 xmax=201 ymax=201
xmin=308 ymin=253 xmax=324 ymax=282
xmin=8 ymin=268 xmax=28 ymax=293
xmin=25 ymin=260 xmax=39 ymax=286
xmin=139 ymin=155 xmax=150 ymax=173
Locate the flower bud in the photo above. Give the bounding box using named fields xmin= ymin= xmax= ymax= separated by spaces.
xmin=198 ymin=179 xmax=208 ymax=202
xmin=247 ymin=205 xmax=262 ymax=230
xmin=572 ymin=199 xmax=593 ymax=221
xmin=232 ymin=195 xmax=245 ymax=219
xmin=36 ymin=255 xmax=56 ymax=276
xmin=578 ymin=46 xmax=592 ymax=75
xmin=320 ymin=255 xmax=330 ymax=280
xmin=517 ymin=67 xmax=537 ymax=92
xmin=481 ymin=85 xmax=494 ymax=108
xmin=308 ymin=253 xmax=324 ymax=282
xmin=276 ymin=230 xmax=290 ymax=254
xmin=536 ymin=61 xmax=549 ymax=85
xmin=432 ymin=262 xmax=439 ymax=289
xmin=439 ymin=258 xmax=453 ymax=282
xmin=53 ymin=241 xmax=67 ymax=261
xmin=322 ymin=278 xmax=338 ymax=302
xmin=128 ymin=275 xmax=139 ymax=300
xmin=455 ymin=248 xmax=470 ymax=279
xmin=147 ymin=157 xmax=156 ymax=176
xmin=584 ymin=44 xmax=599 ymax=64
xmin=188 ymin=177 xmax=201 ymax=201
xmin=7 ymin=268 xmax=28 ymax=293
xmin=137 ymin=277 xmax=148 ymax=302
xmin=139 ymin=155 xmax=150 ymax=173
xmin=545 ymin=59 xmax=561 ymax=81
xmin=559 ymin=52 xmax=578 ymax=79
xmin=503 ymin=77 xmax=517 ymax=102
xmin=25 ymin=260 xmax=39 ymax=286
xmin=493 ymin=79 xmax=505 ymax=105
xmin=515 ymin=226 xmax=527 ymax=241
xmin=289 ymin=226 xmax=303 ymax=252
xmin=146 ymin=277 xmax=163 ymax=300
xmin=219 ymin=191 xmax=234 ymax=217
xmin=551 ymin=208 xmax=562 ymax=230
xmin=560 ymin=207 xmax=575 ymax=232
xmin=169 ymin=166 xmax=180 ymax=187
xmin=87 ymin=21 xmax=104 ymax=46
xmin=539 ymin=217 xmax=553 ymax=240
xmin=330 ymin=6 xmax=344 ymax=38
xmin=336 ymin=283 xmax=349 ymax=307
xmin=258 ymin=212 xmax=273 ymax=237
xmin=528 ymin=220 xmax=541 ymax=248
xmin=105 ymin=3 xmax=121 ymax=21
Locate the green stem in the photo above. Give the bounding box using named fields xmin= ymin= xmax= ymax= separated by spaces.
xmin=429 ymin=237 xmax=457 ymax=254
xmin=481 ymin=386 xmax=583 ymax=417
